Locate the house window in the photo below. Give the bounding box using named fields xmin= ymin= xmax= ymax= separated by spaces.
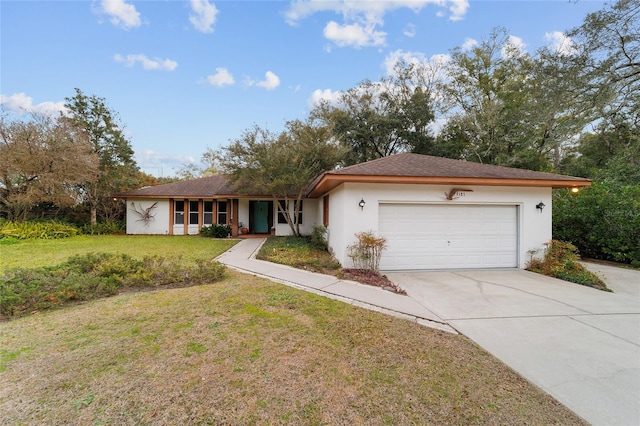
xmin=217 ymin=200 xmax=227 ymax=225
xmin=277 ymin=200 xmax=303 ymax=224
xmin=277 ymin=200 xmax=288 ymax=224
xmin=189 ymin=200 xmax=199 ymax=225
xmin=174 ymin=200 xmax=184 ymax=225
xmin=203 ymin=201 xmax=213 ymax=225
xmin=294 ymin=200 xmax=303 ymax=224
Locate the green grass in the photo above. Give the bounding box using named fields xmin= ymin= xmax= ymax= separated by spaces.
xmin=0 ymin=235 xmax=238 ymax=272
xmin=0 ymin=270 xmax=586 ymax=425
xmin=257 ymin=236 xmax=341 ymax=273
xmin=0 ymin=235 xmax=587 ymax=424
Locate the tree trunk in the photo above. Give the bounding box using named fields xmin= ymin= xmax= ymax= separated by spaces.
xmin=90 ymin=205 xmax=97 ymax=227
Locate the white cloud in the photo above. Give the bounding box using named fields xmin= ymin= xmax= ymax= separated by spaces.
xmin=545 ymin=31 xmax=578 ymax=56
xmin=97 ymin=0 xmax=141 ymax=30
xmin=502 ymin=35 xmax=526 ymax=58
xmin=189 ymin=0 xmax=218 ymax=33
xmin=403 ymin=23 xmax=416 ymax=38
xmin=249 ymin=71 xmax=281 ymax=90
xmin=285 ymin=1 xmax=468 ymax=49
xmin=461 ymin=37 xmax=478 ymax=52
xmin=0 ymin=92 xmax=67 ymax=116
xmin=448 ymin=0 xmax=469 ymax=22
xmin=308 ymin=88 xmax=343 ymax=108
xmin=285 ymin=0 xmax=467 ymax=24
xmin=383 ymin=49 xmax=450 ymax=78
xmin=323 ymin=21 xmax=386 ymax=48
xmin=114 ymin=54 xmax=178 ymax=71
xmin=135 ymin=150 xmax=197 ymax=176
xmin=206 ymin=67 xmax=235 ymax=87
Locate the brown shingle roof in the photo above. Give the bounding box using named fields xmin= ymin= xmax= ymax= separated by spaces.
xmin=307 ymin=153 xmax=591 ymax=197
xmin=115 ymin=154 xmax=591 ymax=199
xmin=114 ymin=175 xmax=238 ymax=198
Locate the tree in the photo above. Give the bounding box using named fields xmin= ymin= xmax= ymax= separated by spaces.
xmin=219 ymin=119 xmax=347 ymax=236
xmin=568 ymin=0 xmax=639 ymax=132
xmin=437 ymin=28 xmax=549 ymax=169
xmin=0 ymin=114 xmax=98 ymax=221
xmin=62 ymin=88 xmax=139 ymax=226
xmin=315 ymin=63 xmax=438 ymax=166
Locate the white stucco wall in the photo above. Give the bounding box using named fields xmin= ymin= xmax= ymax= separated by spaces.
xmin=325 ymin=183 xmax=552 ymax=270
xmin=126 ymin=199 xmax=171 ymax=235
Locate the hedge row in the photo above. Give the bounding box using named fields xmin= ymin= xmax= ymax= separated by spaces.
xmin=0 ymin=253 xmax=226 ymax=318
xmin=553 ymin=182 xmax=640 ymax=266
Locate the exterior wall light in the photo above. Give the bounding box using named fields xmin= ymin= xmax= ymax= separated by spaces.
xmin=359 ymin=198 xmax=366 ymax=210
xmin=536 ymin=202 xmax=545 ymax=212
xmin=571 ymin=187 xmax=580 ymax=193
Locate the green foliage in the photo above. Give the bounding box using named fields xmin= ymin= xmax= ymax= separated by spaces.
xmin=200 ymin=224 xmax=232 ymax=238
xmin=347 ymin=231 xmax=387 ymax=272
xmin=81 ymin=221 xmax=125 ymax=235
xmin=0 ymin=253 xmax=226 ymax=318
xmin=0 ymin=220 xmax=79 ymax=240
xmin=257 ymin=236 xmax=341 ymax=272
xmin=553 ymin=182 xmax=640 ymax=265
xmin=309 ymin=226 xmax=328 ymax=250
xmin=527 ymin=240 xmax=610 ymax=291
xmin=220 ymin=119 xmax=347 ymax=236
xmin=63 ymin=88 xmax=140 ymax=226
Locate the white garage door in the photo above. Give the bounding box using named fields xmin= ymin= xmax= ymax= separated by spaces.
xmin=379 ymin=204 xmax=518 ymax=270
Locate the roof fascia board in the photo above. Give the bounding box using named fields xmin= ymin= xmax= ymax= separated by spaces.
xmin=307 ymin=174 xmax=591 ymax=197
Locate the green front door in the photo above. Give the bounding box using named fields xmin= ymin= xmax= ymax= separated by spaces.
xmin=253 ymin=201 xmax=269 ymax=233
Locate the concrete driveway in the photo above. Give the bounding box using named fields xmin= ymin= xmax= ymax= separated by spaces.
xmin=386 ymin=268 xmax=640 ymax=426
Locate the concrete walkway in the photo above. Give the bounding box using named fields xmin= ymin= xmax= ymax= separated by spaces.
xmin=215 ymin=238 xmax=456 ymax=333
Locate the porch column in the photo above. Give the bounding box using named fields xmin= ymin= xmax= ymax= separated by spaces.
xmin=183 ymin=199 xmax=188 ymax=235
xmin=168 ymin=198 xmax=174 ymax=235
xmin=231 ymin=199 xmax=239 ymax=237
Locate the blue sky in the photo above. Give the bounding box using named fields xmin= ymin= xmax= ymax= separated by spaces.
xmin=1 ymin=0 xmax=604 ymax=177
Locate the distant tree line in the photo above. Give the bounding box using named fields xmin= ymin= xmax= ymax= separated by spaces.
xmin=0 ymin=89 xmax=154 ymax=227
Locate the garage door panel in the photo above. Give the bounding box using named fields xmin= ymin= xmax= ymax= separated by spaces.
xmin=379 ymin=204 xmax=518 ymax=270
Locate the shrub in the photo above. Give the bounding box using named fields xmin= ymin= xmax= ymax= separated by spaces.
xmin=309 ymin=226 xmax=328 ymax=250
xmin=347 ymin=231 xmax=387 ymax=272
xmin=81 ymin=221 xmax=125 ymax=235
xmin=0 ymin=253 xmax=227 ymax=318
xmin=553 ymin=181 xmax=640 ymax=265
xmin=0 ymin=220 xmax=79 ymax=240
xmin=200 ymin=224 xmax=232 ymax=238
xmin=526 ymin=240 xmax=610 ymax=292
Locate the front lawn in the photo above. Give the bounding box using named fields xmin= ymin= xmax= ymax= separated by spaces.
xmin=0 ymin=270 xmax=586 ymax=425
xmin=0 ymin=235 xmax=237 ymax=272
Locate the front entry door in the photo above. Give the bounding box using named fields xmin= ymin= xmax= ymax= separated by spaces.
xmin=253 ymin=201 xmax=270 ymax=233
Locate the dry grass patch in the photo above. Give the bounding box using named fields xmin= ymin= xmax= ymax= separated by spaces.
xmin=1 ymin=270 xmax=586 ymax=425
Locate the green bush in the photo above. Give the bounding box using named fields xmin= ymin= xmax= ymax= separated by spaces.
xmin=0 ymin=220 xmax=79 ymax=240
xmin=309 ymin=226 xmax=328 ymax=250
xmin=200 ymin=224 xmax=232 ymax=238
xmin=0 ymin=253 xmax=227 ymax=318
xmin=527 ymin=240 xmax=610 ymax=292
xmin=553 ymin=181 xmax=640 ymax=265
xmin=81 ymin=221 xmax=125 ymax=235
